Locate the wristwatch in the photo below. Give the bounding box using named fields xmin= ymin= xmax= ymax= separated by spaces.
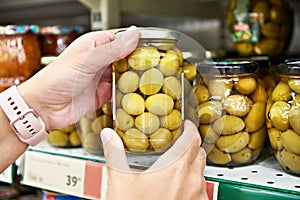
xmin=0 ymin=85 xmax=48 ymax=146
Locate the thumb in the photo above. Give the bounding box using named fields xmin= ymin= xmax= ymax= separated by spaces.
xmin=100 ymin=128 xmax=131 ymax=172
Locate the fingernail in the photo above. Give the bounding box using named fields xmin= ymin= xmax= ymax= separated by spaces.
xmin=100 ymin=128 xmax=113 ymax=145
xmin=121 ymin=26 xmax=139 ymax=43
xmin=198 ymin=147 xmax=207 ymax=160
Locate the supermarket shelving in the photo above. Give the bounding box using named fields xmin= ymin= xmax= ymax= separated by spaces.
xmin=19 ymin=140 xmax=300 ymax=200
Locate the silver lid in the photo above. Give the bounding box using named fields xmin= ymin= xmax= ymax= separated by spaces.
xmin=115 ymin=27 xmax=181 ymax=40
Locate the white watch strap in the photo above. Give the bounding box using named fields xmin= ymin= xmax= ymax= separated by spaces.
xmin=0 ymin=85 xmax=48 ymax=146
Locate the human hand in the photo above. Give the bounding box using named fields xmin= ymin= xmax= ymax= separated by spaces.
xmin=101 ymin=120 xmax=208 ymax=200
xmin=17 ymin=26 xmax=140 ymax=131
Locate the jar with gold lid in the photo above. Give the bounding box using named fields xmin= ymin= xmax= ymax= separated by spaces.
xmin=0 ymin=25 xmax=41 ymax=92
xmin=267 ymin=59 xmax=300 ymax=176
xmin=196 ymin=61 xmax=267 ymax=166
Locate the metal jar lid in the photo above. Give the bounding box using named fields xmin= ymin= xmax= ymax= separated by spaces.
xmin=115 ymin=27 xmax=181 ymax=40
xmin=277 ymin=58 xmax=300 ymax=76
xmin=197 ymin=60 xmax=258 ymax=75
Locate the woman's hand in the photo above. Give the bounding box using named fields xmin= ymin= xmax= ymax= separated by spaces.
xmin=18 ymin=26 xmax=140 ymax=131
xmin=101 ymin=120 xmax=208 ymax=200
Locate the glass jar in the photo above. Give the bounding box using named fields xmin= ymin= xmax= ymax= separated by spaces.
xmin=267 ymin=59 xmax=300 ymax=176
xmin=196 ymin=61 xmax=267 ymax=166
xmin=112 ymin=28 xmax=187 ymax=154
xmin=47 ymin=124 xmax=82 ymax=148
xmin=76 ymin=102 xmax=113 ymax=155
xmin=226 ymin=0 xmax=293 ymax=57
xmin=0 ymin=25 xmax=41 ymax=92
xmin=40 ymin=26 xmax=84 ymax=57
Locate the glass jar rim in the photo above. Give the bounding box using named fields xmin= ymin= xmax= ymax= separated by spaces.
xmin=196 ymin=60 xmax=258 ymax=75
xmin=0 ymin=25 xmax=40 ymax=35
xmin=115 ymin=27 xmax=181 ymax=40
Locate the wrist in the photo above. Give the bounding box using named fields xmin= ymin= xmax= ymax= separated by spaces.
xmin=17 ymin=83 xmax=51 ymax=131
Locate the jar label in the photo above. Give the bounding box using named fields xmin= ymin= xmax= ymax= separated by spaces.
xmin=229 ymin=0 xmax=262 ymax=43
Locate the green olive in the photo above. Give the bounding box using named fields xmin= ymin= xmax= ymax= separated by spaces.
xmin=113 ymin=58 xmax=128 ymax=73
xmin=162 ymin=76 xmax=182 ymax=100
xmin=122 ymin=93 xmax=145 ymax=115
xmin=199 ymin=125 xmax=219 ymax=144
xmin=135 ymin=112 xmax=160 ymax=134
xmin=197 ymin=101 xmax=223 ymax=124
xmin=160 ymin=109 xmax=182 ymax=131
xmin=281 ymin=129 xmax=300 ymax=155
xmin=248 ymin=126 xmax=266 ymax=149
xmin=271 ymin=81 xmax=293 ymax=101
xmin=216 ymin=132 xmax=250 ymax=153
xmin=207 ymin=146 xmax=232 ymax=165
xmin=139 ymin=68 xmax=164 ymax=95
xmin=224 ymin=94 xmax=252 ymax=117
xmin=280 ymin=149 xmax=300 ymax=174
xmin=245 ymin=102 xmax=266 ymax=132
xmin=288 ymin=78 xmax=300 ymax=93
xmin=267 ymin=127 xmax=283 ymax=150
xmin=128 ymin=47 xmax=160 ymax=70
xmin=158 ymin=50 xmax=180 ymax=76
xmin=208 ymin=79 xmax=233 ymax=99
xmin=193 ymin=84 xmax=210 ymax=104
xmin=231 ymin=147 xmax=252 ymax=164
xmin=289 ymin=104 xmax=300 ymax=134
xmin=145 ymin=93 xmax=174 ymax=115
xmin=123 ymin=128 xmax=149 ymax=152
xmin=269 ymin=101 xmax=290 ymax=131
xmin=150 ymin=128 xmax=173 ymax=151
xmin=117 ymin=71 xmax=140 ymax=93
xmin=212 ymin=115 xmax=245 ymax=135
xmin=234 ymin=77 xmax=257 ymax=95
xmin=115 ymin=108 xmax=134 ymax=131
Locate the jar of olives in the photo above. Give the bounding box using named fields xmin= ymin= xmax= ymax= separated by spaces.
xmin=47 ymin=124 xmax=82 ymax=148
xmin=196 ymin=61 xmax=267 ymax=166
xmin=76 ymin=102 xmax=113 ymax=155
xmin=0 ymin=25 xmax=42 ymax=92
xmin=226 ymin=0 xmax=293 ymax=57
xmin=112 ymin=28 xmax=185 ymax=153
xmin=267 ymin=60 xmax=300 ymax=176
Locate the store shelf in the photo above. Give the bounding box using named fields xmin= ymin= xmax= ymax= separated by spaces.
xmin=20 ymin=141 xmax=300 ymax=200
xmin=0 ymin=164 xmax=15 ymax=184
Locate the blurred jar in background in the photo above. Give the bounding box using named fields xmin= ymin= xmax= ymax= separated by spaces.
xmin=40 ymin=25 xmax=84 ymax=57
xmin=267 ymin=59 xmax=300 ymax=176
xmin=227 ymin=0 xmax=294 ymax=57
xmin=0 ymin=25 xmax=41 ymax=92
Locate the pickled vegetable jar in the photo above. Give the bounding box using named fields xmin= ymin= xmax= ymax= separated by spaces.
xmin=196 ymin=61 xmax=267 ymax=166
xmin=47 ymin=124 xmax=82 ymax=148
xmin=267 ymin=60 xmax=300 ymax=176
xmin=0 ymin=25 xmax=41 ymax=92
xmin=227 ymin=0 xmax=293 ymax=57
xmin=112 ymin=28 xmax=186 ymax=153
xmin=76 ymin=102 xmax=113 ymax=155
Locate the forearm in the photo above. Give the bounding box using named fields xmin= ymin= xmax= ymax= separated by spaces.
xmin=0 ymin=107 xmax=28 ymax=172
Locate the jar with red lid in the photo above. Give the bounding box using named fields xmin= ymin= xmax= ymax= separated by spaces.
xmin=0 ymin=25 xmax=41 ymax=92
xmin=40 ymin=26 xmax=84 ymax=57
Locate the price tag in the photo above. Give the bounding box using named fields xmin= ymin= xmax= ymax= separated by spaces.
xmin=206 ymin=180 xmax=219 ymax=200
xmin=0 ymin=165 xmax=13 ymax=183
xmin=22 ymin=151 xmax=86 ymax=198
